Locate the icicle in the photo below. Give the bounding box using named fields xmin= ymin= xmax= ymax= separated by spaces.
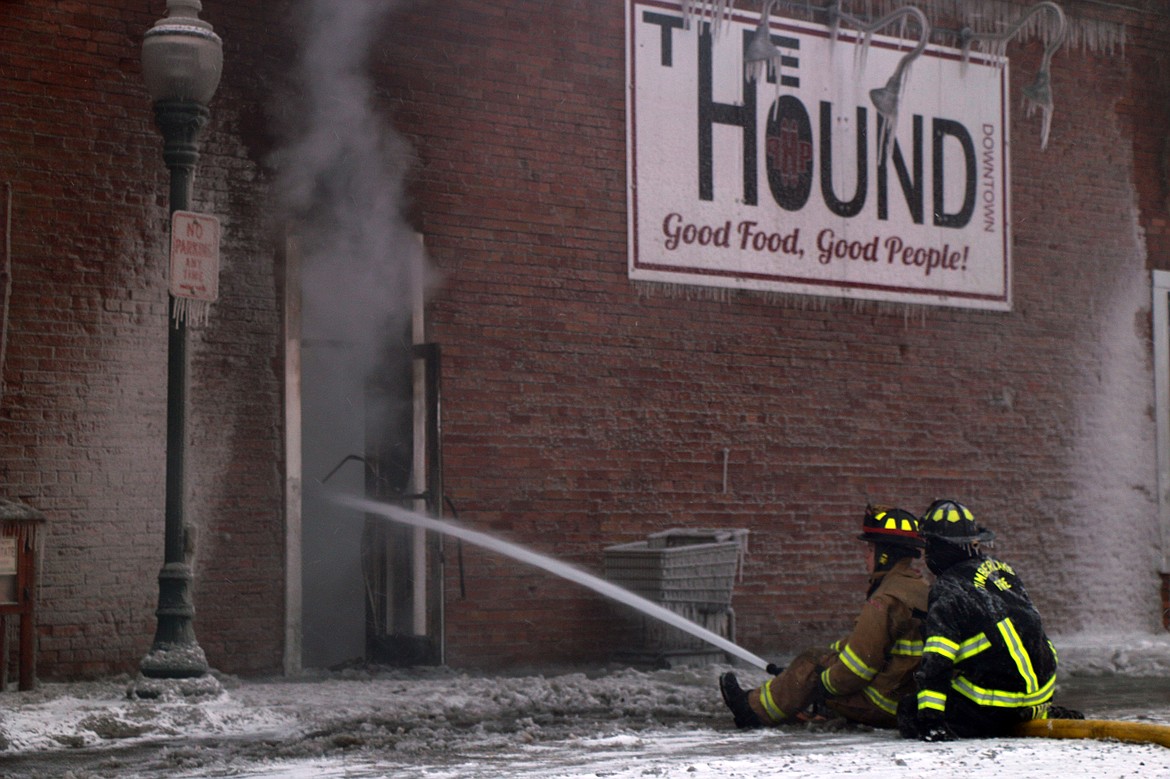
xmin=733 ymin=0 xmax=1120 ymax=155
xmin=1022 ymin=4 xmax=1064 ymax=151
xmin=832 ymin=4 xmax=930 ymax=161
xmin=862 ymin=0 xmax=1122 ymax=57
xmin=682 ymin=0 xmax=738 ymax=37
xmin=960 ymin=2 xmax=1066 ymax=150
xmin=955 ymin=0 xmax=1123 ymax=57
xmin=743 ymin=0 xmax=783 ymax=112
xmin=828 ymin=0 xmax=842 ymax=45
xmin=1022 ymin=70 xmax=1053 ymax=150
xmin=1063 ymin=15 xmax=1125 ymax=57
xmin=171 ymin=295 xmax=212 ymax=328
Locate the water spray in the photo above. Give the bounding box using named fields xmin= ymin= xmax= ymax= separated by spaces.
xmin=329 ymin=492 xmax=771 ymax=671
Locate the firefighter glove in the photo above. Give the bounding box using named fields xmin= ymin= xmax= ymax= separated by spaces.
xmin=800 ymin=674 xmax=833 ymax=720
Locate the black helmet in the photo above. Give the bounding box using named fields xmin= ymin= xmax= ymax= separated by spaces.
xmin=858 ymin=505 xmax=925 ymax=549
xmin=920 ymin=499 xmax=995 ymax=544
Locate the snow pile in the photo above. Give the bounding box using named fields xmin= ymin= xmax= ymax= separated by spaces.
xmin=1053 ymin=631 xmax=1170 ymax=676
xmin=0 ymin=664 xmax=724 ymax=757
xmin=1 ymin=633 xmax=1169 ymax=777
xmin=0 ymin=676 xmax=294 ymax=753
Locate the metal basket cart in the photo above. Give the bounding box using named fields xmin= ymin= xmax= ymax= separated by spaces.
xmin=603 ymin=528 xmax=748 ymax=667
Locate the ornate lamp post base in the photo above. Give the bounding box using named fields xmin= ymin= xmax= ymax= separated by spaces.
xmin=140 ymin=558 xmax=209 ymax=680
xmin=140 ymin=641 xmax=211 ymax=678
xmin=130 ymin=559 xmax=223 ymax=697
xmin=128 ymin=666 xmax=223 ymax=700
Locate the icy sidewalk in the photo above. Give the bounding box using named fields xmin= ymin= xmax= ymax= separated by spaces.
xmin=2 ymin=632 xmax=1170 ymax=778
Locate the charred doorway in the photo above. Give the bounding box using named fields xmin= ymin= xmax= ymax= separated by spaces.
xmin=286 ymin=236 xmax=443 ymax=671
xmin=361 ymin=338 xmax=444 ymax=666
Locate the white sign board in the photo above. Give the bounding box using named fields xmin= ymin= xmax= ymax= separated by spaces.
xmin=627 ymin=1 xmax=1011 ymax=310
xmin=170 ymin=210 xmax=220 ymax=303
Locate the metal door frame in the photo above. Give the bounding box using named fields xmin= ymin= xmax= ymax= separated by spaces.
xmin=1152 ymin=270 xmax=1170 ymax=576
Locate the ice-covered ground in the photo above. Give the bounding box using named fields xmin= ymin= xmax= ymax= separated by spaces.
xmin=2 ymin=631 xmax=1170 ymax=778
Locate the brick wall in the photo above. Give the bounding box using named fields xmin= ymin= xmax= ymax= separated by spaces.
xmin=3 ymin=0 xmax=1169 ymax=679
xmin=375 ymin=0 xmax=1170 ymax=666
xmin=0 ymin=0 xmax=289 ymax=678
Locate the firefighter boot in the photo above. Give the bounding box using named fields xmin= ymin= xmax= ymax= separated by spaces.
xmin=1046 ymin=704 xmax=1085 ymax=720
xmin=719 ymin=672 xmax=763 ymax=729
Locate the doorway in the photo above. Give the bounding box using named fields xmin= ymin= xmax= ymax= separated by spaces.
xmin=283 ymin=234 xmax=443 ymax=672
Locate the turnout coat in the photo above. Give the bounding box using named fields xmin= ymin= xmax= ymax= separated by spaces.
xmin=914 ymin=554 xmax=1057 ymax=735
xmin=751 ymin=557 xmax=929 ymax=727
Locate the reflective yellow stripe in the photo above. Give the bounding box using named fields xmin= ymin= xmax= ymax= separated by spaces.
xmin=925 ymin=633 xmax=986 ymax=661
xmin=891 ymin=638 xmax=923 ymax=656
xmin=863 ymin=685 xmax=898 ymax=715
xmin=924 ymin=635 xmax=959 ymax=660
xmin=759 ymin=679 xmax=786 ymax=723
xmin=955 ymin=633 xmax=991 ymax=661
xmin=820 ymin=666 xmax=839 ymax=695
xmin=951 ymin=672 xmax=1055 ymax=708
xmin=997 ymin=617 xmax=1041 ymax=693
xmin=838 ymin=644 xmax=878 ymax=682
xmin=918 ymin=689 xmax=947 ymax=713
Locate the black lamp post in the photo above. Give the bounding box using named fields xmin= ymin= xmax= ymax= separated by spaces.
xmin=136 ymin=0 xmax=222 ymax=687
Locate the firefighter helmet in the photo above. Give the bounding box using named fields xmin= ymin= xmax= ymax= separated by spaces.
xmin=858 ymin=505 xmax=925 ymax=549
xmin=920 ymin=499 xmax=995 ymax=544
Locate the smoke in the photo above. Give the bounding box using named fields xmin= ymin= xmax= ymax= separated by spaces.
xmin=267 ymin=0 xmax=430 ymax=665
xmin=271 ymin=0 xmax=427 ymax=379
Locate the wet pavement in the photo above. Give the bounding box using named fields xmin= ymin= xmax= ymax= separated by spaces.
xmin=2 ymin=666 xmax=1170 ymax=778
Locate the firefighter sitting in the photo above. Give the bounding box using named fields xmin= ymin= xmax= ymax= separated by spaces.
xmin=720 ymin=505 xmax=929 ymax=729
xmin=898 ymin=499 xmax=1082 ymax=742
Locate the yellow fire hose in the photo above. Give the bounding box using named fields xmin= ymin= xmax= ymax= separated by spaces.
xmin=1015 ymin=718 xmax=1170 ymax=748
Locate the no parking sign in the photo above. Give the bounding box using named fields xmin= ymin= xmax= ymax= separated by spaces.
xmin=169 ymin=210 xmax=220 ymax=325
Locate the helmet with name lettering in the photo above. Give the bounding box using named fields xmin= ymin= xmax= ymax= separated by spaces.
xmin=920 ymin=499 xmax=995 ymax=544
xmin=858 ymin=504 xmax=925 ymax=549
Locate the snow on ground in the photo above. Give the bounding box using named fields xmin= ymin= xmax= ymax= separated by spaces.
xmin=2 ymin=632 xmax=1170 ymax=778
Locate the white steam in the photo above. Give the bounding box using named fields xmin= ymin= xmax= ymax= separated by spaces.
xmin=267 ymin=0 xmax=429 ymax=668
xmin=272 ymin=0 xmax=427 ymax=378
